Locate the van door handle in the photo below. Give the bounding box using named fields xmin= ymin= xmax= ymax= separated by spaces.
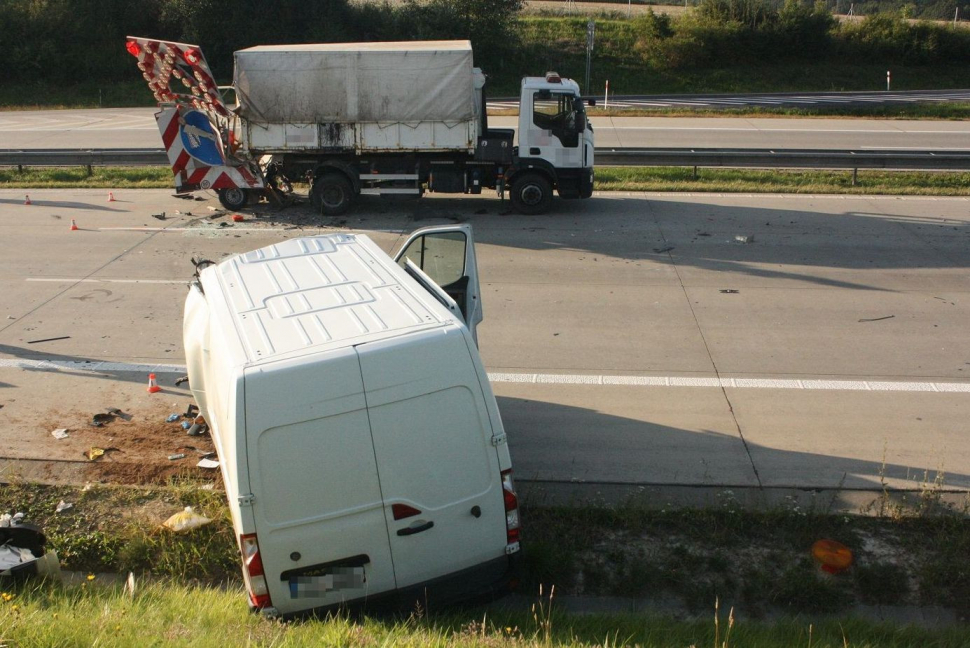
xmin=397 ymin=520 xmax=434 ymax=536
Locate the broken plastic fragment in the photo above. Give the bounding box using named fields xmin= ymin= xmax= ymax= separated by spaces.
xmin=55 ymin=500 xmax=73 ymax=514
xmin=51 ymin=429 xmax=70 ymax=440
xmin=197 ymin=458 xmax=219 ymax=469
xmin=162 ymin=507 xmax=212 ymax=532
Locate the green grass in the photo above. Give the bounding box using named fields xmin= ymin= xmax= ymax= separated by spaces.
xmin=0 ymin=166 xmax=172 ymax=189
xmin=6 ymin=165 xmax=970 ymax=197
xmin=595 ymin=166 xmax=970 ymax=195
xmin=1 ymin=579 xmax=968 ymax=647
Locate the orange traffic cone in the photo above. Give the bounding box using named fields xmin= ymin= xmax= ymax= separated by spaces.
xmin=147 ymin=373 xmax=161 ymax=393
xmin=70 ymin=219 xmax=79 ymax=231
xmin=24 ymin=195 xmax=31 ymax=205
xmin=108 ymin=192 xmax=116 ymax=202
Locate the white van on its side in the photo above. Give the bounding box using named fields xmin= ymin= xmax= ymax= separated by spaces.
xmin=183 ymin=224 xmax=520 ymax=616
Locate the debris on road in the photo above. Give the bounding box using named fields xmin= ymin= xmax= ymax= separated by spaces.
xmin=165 ymin=413 xmax=180 ymax=423
xmin=175 ymin=376 xmax=190 ymax=386
xmin=162 ymin=507 xmax=212 ymax=533
xmin=734 ymin=235 xmax=754 ymax=244
xmin=26 ymin=336 xmax=70 ymax=345
xmin=858 ymin=315 xmax=895 ymax=323
xmin=167 ymin=453 xmax=187 ymax=461
xmin=51 ymin=428 xmax=70 ymax=440
xmin=719 ymin=289 xmax=740 ymax=294
xmin=184 ymin=403 xmax=199 ymax=417
xmin=181 ymin=421 xmax=192 ymax=430
xmin=197 ymin=458 xmax=219 ymax=469
xmin=106 ymin=407 xmax=132 ymax=422
xmin=54 ymin=500 xmax=73 ymax=514
xmin=91 ymin=412 xmax=114 ymax=427
xmin=84 ymin=447 xmax=120 ymax=461
xmin=812 ymin=538 xmax=853 ymax=574
xmin=232 ymin=214 xmax=244 ymax=222
xmin=152 ymin=212 xmax=166 ymax=220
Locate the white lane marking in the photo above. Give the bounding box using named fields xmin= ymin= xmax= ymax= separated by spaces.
xmin=26 ymin=278 xmax=186 ymax=284
xmin=1 ymin=358 xmax=967 ymax=393
xmin=97 ymin=226 xmax=402 ymax=233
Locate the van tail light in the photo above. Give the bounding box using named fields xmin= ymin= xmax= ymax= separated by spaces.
xmin=501 ymin=469 xmax=521 ymax=552
xmin=240 ymin=533 xmax=273 ymax=609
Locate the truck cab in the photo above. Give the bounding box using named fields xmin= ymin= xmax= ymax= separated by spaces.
xmin=507 ymin=73 xmax=594 ymax=214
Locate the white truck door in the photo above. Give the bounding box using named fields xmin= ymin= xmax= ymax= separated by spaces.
xmin=394 ymin=224 xmax=482 ymax=345
xmin=356 ymin=327 xmax=507 ymax=590
xmin=243 ymin=350 xmax=396 ymax=614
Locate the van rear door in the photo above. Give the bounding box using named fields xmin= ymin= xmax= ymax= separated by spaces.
xmin=244 ymin=349 xmax=396 ymax=613
xmin=356 ymin=327 xmax=507 ymax=589
xmin=394 ymin=224 xmax=482 ymax=344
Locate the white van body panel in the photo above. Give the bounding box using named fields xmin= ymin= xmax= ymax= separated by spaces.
xmin=184 ymin=229 xmax=511 ymax=615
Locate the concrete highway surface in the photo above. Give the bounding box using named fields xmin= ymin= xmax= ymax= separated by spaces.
xmin=1 ymin=108 xmax=969 ymax=152
xmin=1 ymin=188 xmax=967 ymax=510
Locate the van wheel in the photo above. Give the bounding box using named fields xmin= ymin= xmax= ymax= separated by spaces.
xmin=510 ymin=173 xmax=552 ymax=215
xmin=311 ymin=173 xmax=355 ymax=216
xmin=218 ymin=187 xmax=249 ymax=211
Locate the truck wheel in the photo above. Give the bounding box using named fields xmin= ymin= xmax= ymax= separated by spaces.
xmin=311 ymin=173 xmax=354 ymax=216
xmin=218 ymin=188 xmax=249 ymax=211
xmin=510 ymin=173 xmax=552 ymax=215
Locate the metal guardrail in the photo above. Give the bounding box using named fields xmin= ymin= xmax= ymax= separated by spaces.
xmin=4 ymin=147 xmax=970 ymax=171
xmin=0 ymin=149 xmax=168 ymax=167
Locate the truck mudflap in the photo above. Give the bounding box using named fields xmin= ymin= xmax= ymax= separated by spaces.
xmin=126 ymin=36 xmax=265 ymax=194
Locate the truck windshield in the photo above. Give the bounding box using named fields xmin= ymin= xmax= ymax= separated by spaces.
xmin=532 ymin=91 xmax=580 ymax=148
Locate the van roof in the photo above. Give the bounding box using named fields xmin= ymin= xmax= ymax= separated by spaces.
xmin=201 ymin=234 xmax=456 ymax=366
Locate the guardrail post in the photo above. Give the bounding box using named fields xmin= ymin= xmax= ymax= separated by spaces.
xmin=693 ymin=165 xmax=698 ymax=180
xmin=852 ymin=168 xmax=858 ymax=186
xmin=86 ymin=164 xmax=93 ymax=176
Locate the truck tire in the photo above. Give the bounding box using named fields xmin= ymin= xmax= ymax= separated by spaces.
xmin=510 ymin=173 xmax=552 ymax=215
xmin=218 ymin=187 xmax=249 ymax=211
xmin=311 ymin=173 xmax=355 ymax=216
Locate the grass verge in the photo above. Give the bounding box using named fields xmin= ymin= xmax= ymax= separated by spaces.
xmin=2 ymin=482 xmax=968 ymax=617
xmin=4 ymin=166 xmax=970 ymax=196
xmin=1 ymin=580 xmax=968 ymax=647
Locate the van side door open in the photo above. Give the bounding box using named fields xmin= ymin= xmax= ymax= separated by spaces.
xmin=394 ymin=224 xmax=482 ymax=344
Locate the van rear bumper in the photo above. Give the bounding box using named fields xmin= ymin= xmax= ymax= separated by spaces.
xmin=269 ymin=554 xmax=517 ymax=618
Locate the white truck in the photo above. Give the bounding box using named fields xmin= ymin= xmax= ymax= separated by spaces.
xmin=126 ymin=38 xmax=594 ymax=215
xmin=183 ymin=224 xmax=520 ymax=616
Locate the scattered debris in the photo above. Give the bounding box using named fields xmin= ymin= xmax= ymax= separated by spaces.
xmin=197 ymin=458 xmax=220 ymax=469
xmin=54 ymin=500 xmax=73 ymax=514
xmin=719 ymin=289 xmax=740 ymax=294
xmin=697 ymin=231 xmax=711 ymax=237
xmin=812 ymin=538 xmax=853 ymax=574
xmin=184 ymin=403 xmax=199 ymax=417
xmin=166 ymin=413 xmax=180 ymax=423
xmin=0 ymin=517 xmax=61 ymax=581
xmin=858 ymin=315 xmax=895 ymax=323
xmin=106 ymin=407 xmax=132 ymax=422
xmin=734 ymin=235 xmax=754 ymax=244
xmin=652 ymin=246 xmax=675 ymax=254
xmin=167 ymin=453 xmax=187 ymax=461
xmin=84 ymin=447 xmax=121 ymax=461
xmin=91 ymin=412 xmax=114 ymax=427
xmin=162 ymin=507 xmax=213 ymax=533
xmin=232 ymin=214 xmax=244 ymax=222
xmin=207 ymin=206 xmax=220 ymax=212
xmin=194 ymin=196 xmax=205 ymax=201
xmin=152 ymin=212 xmax=166 ymax=220
xmin=51 ymin=428 xmax=70 ymax=440
xmin=26 ymin=336 xmax=70 ymax=345
xmin=124 ymin=572 xmax=136 ymax=599
xmin=175 ymin=376 xmax=190 ymax=386
xmin=181 ymin=421 xmax=192 ymax=430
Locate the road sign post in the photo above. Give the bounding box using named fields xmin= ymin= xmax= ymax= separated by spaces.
xmin=585 ymin=19 xmax=594 ymax=94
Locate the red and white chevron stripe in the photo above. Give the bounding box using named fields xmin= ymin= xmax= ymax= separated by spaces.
xmin=156 ymin=106 xmax=263 ymax=193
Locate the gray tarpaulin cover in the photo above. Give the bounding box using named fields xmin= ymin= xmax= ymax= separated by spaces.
xmin=234 ymin=41 xmax=476 ymax=124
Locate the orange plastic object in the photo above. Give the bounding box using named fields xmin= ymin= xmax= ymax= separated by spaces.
xmin=811 ymin=539 xmax=853 ymax=574
xmin=232 ymin=214 xmax=244 ymax=222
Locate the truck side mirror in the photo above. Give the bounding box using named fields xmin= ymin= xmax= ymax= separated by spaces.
xmin=586 ymin=98 xmax=597 ymax=107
